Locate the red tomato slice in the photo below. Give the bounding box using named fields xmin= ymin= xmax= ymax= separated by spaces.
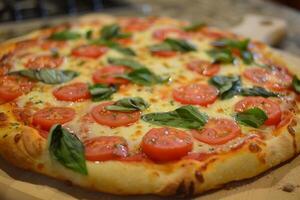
xmin=71 ymin=45 xmax=108 ymax=59
xmin=53 ymin=82 xmax=90 ymax=102
xmin=191 ymin=118 xmax=241 ymax=145
xmin=173 ymin=83 xmax=218 ymax=106
xmin=186 ymin=60 xmax=220 ymax=76
xmin=152 ymin=28 xmax=188 ymax=41
xmin=115 ymin=38 xmax=133 ymax=46
xmin=0 ymin=76 xmax=33 ymax=104
xmin=91 ymin=102 xmax=140 ymax=128
xmin=234 ymin=97 xmax=282 ymax=126
xmin=32 ymin=107 xmax=75 ymax=131
xmin=277 ymin=110 xmax=294 ymax=128
xmin=141 ymin=127 xmax=193 ymax=162
xmin=152 ymin=51 xmax=177 ymax=58
xmin=84 ymin=136 xmax=128 ymax=161
xmin=25 ymin=55 xmax=63 ymax=69
xmin=243 ymin=67 xmax=292 ymax=91
xmin=40 ymin=40 xmax=67 ymax=50
xmin=92 ymin=66 xmax=130 ymax=85
xmin=123 ymin=18 xmax=153 ymax=32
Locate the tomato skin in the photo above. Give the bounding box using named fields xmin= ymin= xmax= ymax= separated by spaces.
xmin=191 ymin=118 xmax=241 ymax=145
xmin=53 ymin=82 xmax=90 ymax=102
xmin=173 ymin=83 xmax=218 ymax=106
xmin=91 ymin=102 xmax=140 ymax=128
xmin=141 ymin=127 xmax=193 ymax=162
xmin=243 ymin=67 xmax=292 ymax=91
xmin=84 ymin=136 xmax=128 ymax=161
xmin=92 ymin=66 xmax=130 ymax=85
xmin=71 ymin=45 xmax=108 ymax=59
xmin=152 ymin=51 xmax=177 ymax=58
xmin=186 ymin=60 xmax=220 ymax=76
xmin=152 ymin=28 xmax=188 ymax=41
xmin=32 ymin=107 xmax=75 ymax=131
xmin=235 ymin=97 xmax=282 ymax=126
xmin=277 ymin=110 xmax=294 ymax=128
xmin=123 ymin=18 xmax=154 ymax=32
xmin=40 ymin=40 xmax=66 ymax=50
xmin=25 ymin=55 xmax=63 ymax=69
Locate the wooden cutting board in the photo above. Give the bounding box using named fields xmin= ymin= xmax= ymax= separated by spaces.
xmin=0 ymin=14 xmax=299 ymax=200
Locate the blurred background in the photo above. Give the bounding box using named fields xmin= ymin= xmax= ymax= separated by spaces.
xmin=0 ymin=0 xmax=299 ymax=55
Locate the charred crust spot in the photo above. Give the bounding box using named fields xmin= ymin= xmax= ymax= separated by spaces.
xmin=188 ymin=181 xmax=195 ymax=196
xmin=176 ymin=180 xmax=186 ymax=196
xmin=248 ymin=142 xmax=261 ymax=153
xmin=287 ymin=125 xmax=296 ymax=135
xmin=14 ymin=133 xmax=22 ymax=143
xmin=0 ymin=113 xmax=7 ymax=121
xmin=195 ymin=170 xmax=204 ymax=183
xmin=37 ymin=163 xmax=44 ymax=170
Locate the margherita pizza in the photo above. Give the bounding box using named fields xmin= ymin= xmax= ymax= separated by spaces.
xmin=0 ymin=14 xmax=299 ymax=196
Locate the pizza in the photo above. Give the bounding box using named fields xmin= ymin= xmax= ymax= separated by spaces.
xmin=0 ymin=14 xmax=300 ymax=196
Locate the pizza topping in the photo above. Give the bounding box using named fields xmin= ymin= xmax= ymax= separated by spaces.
xmin=49 ymin=30 xmax=81 ymax=40
xmin=92 ymin=66 xmax=130 ymax=85
xmin=53 ymin=82 xmax=90 ymax=102
xmin=292 ymin=75 xmax=300 ymax=93
xmin=85 ymin=30 xmax=93 ymax=39
xmin=40 ymin=40 xmax=67 ymax=50
xmin=235 ymin=107 xmax=268 ymax=128
xmin=71 ymin=45 xmax=108 ymax=59
xmin=100 ymin=24 xmax=131 ymax=40
xmin=25 ymin=55 xmax=63 ymax=69
xmin=49 ymin=124 xmax=87 ymax=175
xmin=10 ymin=69 xmax=78 ymax=85
xmin=277 ymin=110 xmax=294 ymax=128
xmin=84 ymin=136 xmax=128 ymax=161
xmin=107 ymin=57 xmax=145 ymax=70
xmin=91 ymin=102 xmax=140 ymax=127
xmin=235 ymin=97 xmax=281 ymax=126
xmin=142 ymin=105 xmax=208 ymax=129
xmin=150 ymin=38 xmax=197 ymax=54
xmin=105 ymin=97 xmax=149 ymax=112
xmin=32 ymin=107 xmax=75 ymax=131
xmin=183 ymin=22 xmax=206 ymax=32
xmin=88 ymin=84 xmax=117 ymax=102
xmin=123 ymin=18 xmax=153 ymax=32
xmin=173 ymin=83 xmax=218 ymax=106
xmin=243 ymin=66 xmax=292 ymax=91
xmin=90 ymin=39 xmax=136 ymax=56
xmin=152 ymin=28 xmax=188 ymax=41
xmin=191 ymin=118 xmax=241 ymax=145
xmin=151 ymin=51 xmax=177 ymax=58
xmin=187 ymin=60 xmax=220 ymax=76
xmin=207 ymin=49 xmax=234 ymax=64
xmin=141 ymin=127 xmax=193 ymax=162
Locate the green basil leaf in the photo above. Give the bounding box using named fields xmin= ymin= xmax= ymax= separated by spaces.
xmin=107 ymin=57 xmax=145 ymax=70
xmin=209 ymin=75 xmax=241 ymax=99
xmin=49 ymin=31 xmax=81 ymax=40
xmin=241 ymin=50 xmax=254 ymax=64
xmin=211 ymin=39 xmax=249 ymax=50
xmin=149 ymin=38 xmax=197 ymax=53
xmin=88 ymin=84 xmax=117 ymax=102
xmin=10 ymin=69 xmax=78 ymax=84
xmin=90 ymin=39 xmax=136 ymax=56
xmin=119 ymin=68 xmax=169 ymax=86
xmin=85 ymin=30 xmax=93 ymax=39
xmin=292 ymin=75 xmax=300 ymax=93
xmin=48 ymin=124 xmax=87 ymax=175
xmin=241 ymin=86 xmax=278 ymax=97
xmin=106 ymin=97 xmax=149 ymax=112
xmin=149 ymin=43 xmax=173 ymax=52
xmin=207 ymin=49 xmax=234 ymax=64
xmin=142 ymin=105 xmax=208 ymax=129
xmin=235 ymin=107 xmax=268 ymax=128
xmin=100 ymin=24 xmax=121 ymax=40
xmin=183 ymin=22 xmax=206 ymax=32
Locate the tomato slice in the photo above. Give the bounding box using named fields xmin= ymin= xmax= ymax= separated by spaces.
xmin=173 ymin=83 xmax=218 ymax=106
xmin=25 ymin=55 xmax=63 ymax=69
xmin=84 ymin=136 xmax=128 ymax=161
xmin=186 ymin=60 xmax=220 ymax=76
xmin=152 ymin=51 xmax=177 ymax=58
xmin=123 ymin=18 xmax=154 ymax=32
xmin=115 ymin=38 xmax=133 ymax=46
xmin=141 ymin=127 xmax=193 ymax=162
xmin=53 ymin=82 xmax=90 ymax=102
xmin=152 ymin=28 xmax=188 ymax=41
xmin=277 ymin=110 xmax=294 ymax=128
xmin=191 ymin=118 xmax=241 ymax=145
xmin=40 ymin=40 xmax=67 ymax=50
xmin=32 ymin=107 xmax=75 ymax=131
xmin=71 ymin=45 xmax=108 ymax=59
xmin=92 ymin=66 xmax=130 ymax=85
xmin=0 ymin=76 xmax=33 ymax=104
xmin=91 ymin=102 xmax=140 ymax=128
xmin=243 ymin=67 xmax=292 ymax=91
xmin=234 ymin=97 xmax=282 ymax=126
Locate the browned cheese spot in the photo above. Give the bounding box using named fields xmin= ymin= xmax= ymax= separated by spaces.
xmin=248 ymin=142 xmax=262 ymax=153
xmin=14 ymin=133 xmax=22 ymax=143
xmin=195 ymin=170 xmax=204 ymax=183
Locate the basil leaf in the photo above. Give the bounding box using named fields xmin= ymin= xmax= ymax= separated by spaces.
xmin=113 ymin=46 xmax=136 ymax=56
xmin=241 ymin=50 xmax=254 ymax=64
xmin=241 ymin=86 xmax=278 ymax=97
xmin=292 ymin=75 xmax=300 ymax=93
xmin=100 ymin=24 xmax=121 ymax=40
xmin=106 ymin=97 xmax=149 ymax=112
xmin=90 ymin=39 xmax=136 ymax=56
xmin=48 ymin=124 xmax=87 ymax=175
xmin=49 ymin=31 xmax=81 ymax=40
xmin=209 ymin=75 xmax=241 ymax=99
xmin=85 ymin=30 xmax=93 ymax=39
xmin=149 ymin=43 xmax=173 ymax=52
xmin=149 ymin=38 xmax=197 ymax=53
xmin=88 ymin=84 xmax=117 ymax=102
xmin=235 ymin=107 xmax=268 ymax=128
xmin=183 ymin=22 xmax=206 ymax=32
xmin=142 ymin=105 xmax=208 ymax=129
xmin=207 ymin=49 xmax=234 ymax=64
xmin=10 ymin=69 xmax=78 ymax=84
xmin=120 ymin=68 xmax=169 ymax=86
xmin=107 ymin=57 xmax=145 ymax=70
